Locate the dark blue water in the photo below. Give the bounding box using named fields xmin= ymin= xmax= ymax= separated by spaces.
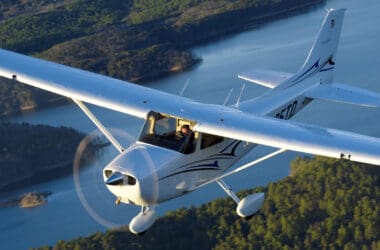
xmin=1 ymin=0 xmax=380 ymax=249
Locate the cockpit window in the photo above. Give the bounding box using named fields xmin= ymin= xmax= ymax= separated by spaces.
xmin=139 ymin=112 xmax=196 ymax=154
xmin=201 ymin=133 xmax=224 ymax=149
xmin=153 ymin=115 xmax=176 ymax=136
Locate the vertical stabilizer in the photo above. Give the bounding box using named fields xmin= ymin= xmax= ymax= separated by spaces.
xmin=291 ymin=8 xmax=346 ymax=85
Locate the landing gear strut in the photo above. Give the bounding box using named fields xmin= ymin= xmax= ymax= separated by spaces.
xmin=217 ymin=179 xmax=265 ymax=218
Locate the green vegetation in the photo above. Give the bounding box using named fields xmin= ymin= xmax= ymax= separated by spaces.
xmin=0 ymin=0 xmax=70 ymax=21
xmin=0 ymin=0 xmax=324 ymax=117
xmin=0 ymin=77 xmax=65 ymax=116
xmin=35 ymin=156 xmax=380 ymax=249
xmin=0 ymin=0 xmax=129 ymax=53
xmin=127 ymin=0 xmax=202 ymax=24
xmin=0 ymin=122 xmax=97 ymax=191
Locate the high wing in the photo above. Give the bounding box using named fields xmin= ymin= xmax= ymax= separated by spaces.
xmin=0 ymin=48 xmax=193 ymax=119
xmin=305 ymin=83 xmax=380 ymax=108
xmin=238 ymin=68 xmax=292 ymax=88
xmin=1 ymin=48 xmax=380 ymax=166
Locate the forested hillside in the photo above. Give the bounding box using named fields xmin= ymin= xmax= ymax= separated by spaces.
xmin=36 ymin=157 xmax=380 ymax=249
xmin=0 ymin=0 xmax=325 ymax=117
xmin=0 ymin=122 xmax=98 ymax=191
xmin=0 ymin=0 xmax=70 ymax=21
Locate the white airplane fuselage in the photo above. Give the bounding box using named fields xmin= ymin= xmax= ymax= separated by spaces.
xmin=103 ymin=77 xmax=320 ymax=206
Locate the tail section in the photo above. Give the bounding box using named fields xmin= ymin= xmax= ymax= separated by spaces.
xmin=285 ymin=8 xmax=346 ymax=87
xmin=238 ymin=9 xmax=346 ymax=90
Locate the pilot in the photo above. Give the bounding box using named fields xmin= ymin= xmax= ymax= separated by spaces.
xmin=176 ymin=124 xmax=191 ymax=139
xmin=176 ymin=125 xmax=194 ymax=153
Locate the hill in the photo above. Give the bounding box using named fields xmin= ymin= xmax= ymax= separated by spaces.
xmin=35 ymin=156 xmax=380 ymax=249
xmin=0 ymin=122 xmax=99 ymax=192
xmin=0 ymin=0 xmax=325 ymax=117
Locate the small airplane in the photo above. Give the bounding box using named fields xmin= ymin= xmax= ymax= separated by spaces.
xmin=1 ymin=8 xmax=380 ymax=234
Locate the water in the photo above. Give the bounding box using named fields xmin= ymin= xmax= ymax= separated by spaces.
xmin=1 ymin=0 xmax=380 ymax=249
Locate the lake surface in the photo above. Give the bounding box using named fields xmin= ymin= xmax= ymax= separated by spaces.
xmin=1 ymin=0 xmax=380 ymax=249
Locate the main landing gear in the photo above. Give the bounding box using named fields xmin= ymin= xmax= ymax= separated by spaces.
xmin=129 ymin=206 xmax=157 ymax=235
xmin=210 ymin=148 xmax=287 ymax=218
xmin=217 ymin=179 xmax=265 ymax=218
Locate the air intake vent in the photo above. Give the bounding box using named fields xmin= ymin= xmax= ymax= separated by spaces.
xmin=104 ymin=170 xmax=113 ymax=178
xmin=127 ymin=176 xmax=136 ymax=185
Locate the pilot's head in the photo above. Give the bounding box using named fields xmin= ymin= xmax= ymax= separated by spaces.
xmin=181 ymin=124 xmax=191 ymax=135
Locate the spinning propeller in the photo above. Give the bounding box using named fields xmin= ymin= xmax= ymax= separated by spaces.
xmin=72 ymin=126 xmax=158 ymax=233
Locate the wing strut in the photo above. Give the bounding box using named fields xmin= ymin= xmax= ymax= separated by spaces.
xmin=73 ymin=99 xmax=125 ymax=153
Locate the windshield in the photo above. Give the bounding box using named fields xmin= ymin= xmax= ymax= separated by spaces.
xmin=139 ymin=112 xmax=195 ymax=154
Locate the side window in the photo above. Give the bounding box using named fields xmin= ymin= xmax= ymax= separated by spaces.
xmin=201 ymin=133 xmax=224 ymax=149
xmin=155 ymin=117 xmax=176 ymax=135
xmin=139 ymin=112 xmax=198 ymax=154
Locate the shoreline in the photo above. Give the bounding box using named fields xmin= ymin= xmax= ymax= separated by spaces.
xmin=0 ymin=140 xmax=110 ymax=193
xmin=0 ymin=121 xmax=111 ymax=193
xmin=0 ymin=1 xmax=325 ymax=119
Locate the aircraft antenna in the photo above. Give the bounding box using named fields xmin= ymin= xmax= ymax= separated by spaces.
xmin=179 ymin=78 xmax=190 ymax=96
xmin=223 ymin=88 xmax=234 ymax=107
xmin=220 ymin=88 xmax=234 ymax=114
xmin=234 ymin=84 xmax=246 ymax=109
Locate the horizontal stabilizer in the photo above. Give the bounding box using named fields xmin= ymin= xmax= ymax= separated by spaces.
xmin=305 ymin=83 xmax=380 ymax=107
xmin=238 ymin=68 xmax=292 ymax=88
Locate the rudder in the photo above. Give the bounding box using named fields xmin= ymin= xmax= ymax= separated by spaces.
xmin=292 ymin=8 xmax=346 ymax=84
